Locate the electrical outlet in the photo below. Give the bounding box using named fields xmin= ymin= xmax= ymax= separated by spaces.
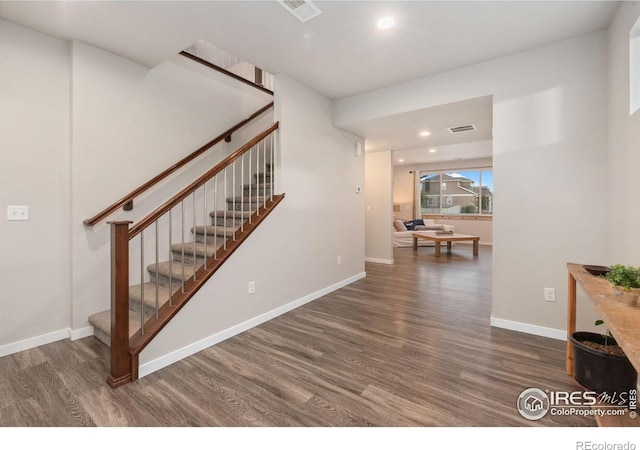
xmin=7 ymin=205 xmax=29 ymax=221
xmin=544 ymin=288 xmax=555 ymax=302
xmin=248 ymin=281 xmax=256 ymax=295
xmin=337 ymin=256 xmax=342 ymax=266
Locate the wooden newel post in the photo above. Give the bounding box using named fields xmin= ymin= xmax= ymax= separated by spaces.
xmin=106 ymin=221 xmax=133 ymax=388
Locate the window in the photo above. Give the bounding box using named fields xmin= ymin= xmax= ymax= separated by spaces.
xmin=419 ymin=169 xmax=493 ymax=216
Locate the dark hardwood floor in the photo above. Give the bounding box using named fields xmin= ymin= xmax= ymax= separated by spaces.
xmin=0 ymin=246 xmax=594 ymax=427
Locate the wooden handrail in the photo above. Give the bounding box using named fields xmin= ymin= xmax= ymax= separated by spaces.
xmin=83 ymin=102 xmax=274 ymax=227
xmin=128 ymin=122 xmax=279 ymax=239
xmin=180 ymin=51 xmax=274 ymax=96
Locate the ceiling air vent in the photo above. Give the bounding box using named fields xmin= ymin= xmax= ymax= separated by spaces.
xmin=277 ymin=0 xmax=322 ymax=23
xmin=448 ymin=124 xmax=477 ymax=134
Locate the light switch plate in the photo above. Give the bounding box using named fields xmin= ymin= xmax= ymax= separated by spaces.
xmin=7 ymin=205 xmax=29 ymax=221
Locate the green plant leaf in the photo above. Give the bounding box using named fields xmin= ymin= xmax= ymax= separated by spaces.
xmin=605 ymin=264 xmax=640 ymax=290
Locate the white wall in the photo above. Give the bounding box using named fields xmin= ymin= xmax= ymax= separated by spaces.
xmin=365 ymin=151 xmax=394 ymax=264
xmin=140 ymin=74 xmax=365 ymax=371
xmin=335 ymin=31 xmax=609 ymax=336
xmin=0 ymin=20 xmax=71 ymax=352
xmin=608 ymin=2 xmax=640 ymax=266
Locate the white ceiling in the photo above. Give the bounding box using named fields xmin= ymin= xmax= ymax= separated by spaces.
xmin=344 ymin=95 xmax=493 ymax=153
xmin=393 ymin=140 xmax=493 ymax=166
xmin=0 ymin=0 xmax=619 ymax=163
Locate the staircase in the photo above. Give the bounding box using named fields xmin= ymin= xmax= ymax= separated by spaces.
xmin=83 ymin=47 xmax=282 ymax=388
xmin=89 ymin=169 xmax=275 ymax=348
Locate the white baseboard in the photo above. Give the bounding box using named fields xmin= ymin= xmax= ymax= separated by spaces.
xmin=0 ymin=325 xmax=96 ymax=358
xmin=70 ymin=326 xmax=94 ymax=341
xmin=365 ymin=257 xmax=394 ymax=265
xmin=0 ymin=329 xmax=70 ymax=358
xmin=490 ymin=315 xmax=566 ymax=341
xmin=138 ymin=271 xmax=367 ymax=379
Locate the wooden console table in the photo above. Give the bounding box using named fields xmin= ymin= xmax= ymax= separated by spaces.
xmin=566 ymin=263 xmax=640 ymax=426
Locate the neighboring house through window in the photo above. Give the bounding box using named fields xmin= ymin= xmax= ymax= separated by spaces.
xmin=420 ymin=169 xmax=493 ymax=216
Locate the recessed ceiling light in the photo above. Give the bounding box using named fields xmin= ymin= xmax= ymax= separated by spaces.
xmin=377 ymin=17 xmax=395 ymax=30
xmin=429 ymin=149 xmax=437 ymax=153
xmin=419 ymin=131 xmax=431 ymax=137
xmin=398 ymin=159 xmax=405 ymax=162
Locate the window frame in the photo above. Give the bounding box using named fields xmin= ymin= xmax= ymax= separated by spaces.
xmin=418 ymin=167 xmax=493 ymax=218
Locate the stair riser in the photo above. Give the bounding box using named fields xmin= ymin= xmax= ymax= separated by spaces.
xmin=148 ymin=263 xmax=199 ymax=287
xmin=93 ymin=327 xmax=111 ymax=348
xmin=194 ymin=233 xmax=233 ymax=245
xmin=211 ymin=217 xmax=245 ymax=227
xmin=243 ymin=186 xmax=271 ymax=196
xmin=127 ymin=305 xmax=160 ymax=325
xmin=171 ymin=251 xmax=206 ymax=265
xmin=226 ymin=201 xmax=261 ymax=212
xmin=150 ymin=273 xmax=186 ymax=290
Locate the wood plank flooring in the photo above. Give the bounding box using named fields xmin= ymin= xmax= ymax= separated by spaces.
xmin=0 ymin=246 xmax=594 ymax=426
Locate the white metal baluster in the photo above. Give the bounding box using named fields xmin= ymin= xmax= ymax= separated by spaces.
xmin=270 ymin=132 xmax=274 ymax=202
xmin=248 ymin=147 xmax=253 ymax=225
xmin=203 ymin=181 xmax=208 ymax=270
xmin=168 ymin=209 xmax=173 ymax=306
xmin=155 ymin=220 xmax=159 ymax=319
xmin=213 ymin=176 xmax=218 ymax=259
xmin=241 ymin=154 xmax=245 ymax=233
xmin=192 ymin=191 xmax=197 ymax=280
xmin=140 ymin=231 xmax=144 ymax=334
xmin=181 ymin=200 xmax=185 ymax=293
xmin=256 ymin=139 xmax=267 ymax=217
xmin=223 ymin=167 xmax=227 ymax=250
xmin=233 ymin=160 xmax=236 ymax=240
xmin=256 ymin=143 xmax=261 ymax=217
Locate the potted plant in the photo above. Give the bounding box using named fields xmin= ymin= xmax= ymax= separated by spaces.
xmin=606 ymin=264 xmax=640 ymax=307
xmin=570 ymin=320 xmax=637 ymax=395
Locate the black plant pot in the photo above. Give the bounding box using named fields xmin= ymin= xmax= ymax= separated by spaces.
xmin=570 ymin=332 xmax=637 ymax=395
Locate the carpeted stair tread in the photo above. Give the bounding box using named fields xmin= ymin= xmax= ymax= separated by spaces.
xmin=129 ymin=282 xmax=176 ymax=311
xmin=242 ymin=183 xmax=271 ymax=189
xmin=209 ymin=210 xmax=253 ymax=219
xmin=192 ymin=225 xmax=237 ymax=236
xmin=89 ymin=309 xmax=142 ymax=347
xmin=226 ymin=196 xmax=270 ymax=202
xmin=171 ymin=241 xmax=222 ymax=258
xmin=242 ymin=183 xmax=271 ymax=195
xmin=147 ymin=261 xmax=199 ymax=281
